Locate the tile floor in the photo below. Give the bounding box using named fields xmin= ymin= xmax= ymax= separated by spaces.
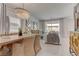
xmin=37 ymin=37 xmax=71 ymax=56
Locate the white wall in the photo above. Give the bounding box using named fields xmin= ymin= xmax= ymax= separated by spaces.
xmin=62 ymin=4 xmax=76 ymax=38
xmin=63 ymin=17 xmax=74 ymax=38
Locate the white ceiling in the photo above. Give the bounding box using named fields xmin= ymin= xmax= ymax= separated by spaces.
xmin=6 ymin=3 xmax=76 ymax=20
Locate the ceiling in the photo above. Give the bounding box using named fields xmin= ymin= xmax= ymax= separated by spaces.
xmin=6 ymin=3 xmax=76 ymax=20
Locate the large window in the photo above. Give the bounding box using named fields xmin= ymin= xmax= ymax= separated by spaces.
xmin=46 ymin=23 xmax=60 ymax=32
xmin=9 ymin=16 xmax=21 ymax=33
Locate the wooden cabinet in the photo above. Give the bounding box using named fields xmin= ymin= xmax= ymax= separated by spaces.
xmin=12 ymin=36 xmax=35 ymax=56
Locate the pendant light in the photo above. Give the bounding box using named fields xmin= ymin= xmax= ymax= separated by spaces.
xmin=15 ymin=4 xmax=30 ymax=19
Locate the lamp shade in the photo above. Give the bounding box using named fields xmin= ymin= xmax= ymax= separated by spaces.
xmin=15 ymin=8 xmax=30 ymax=19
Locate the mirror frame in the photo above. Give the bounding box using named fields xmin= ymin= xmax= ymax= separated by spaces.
xmin=74 ymin=4 xmax=79 ymax=31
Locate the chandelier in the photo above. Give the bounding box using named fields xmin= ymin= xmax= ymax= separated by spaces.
xmin=15 ymin=4 xmax=30 ymax=19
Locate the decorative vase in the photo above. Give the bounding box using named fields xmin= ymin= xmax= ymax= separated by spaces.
xmin=18 ymin=28 xmax=22 ymax=36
